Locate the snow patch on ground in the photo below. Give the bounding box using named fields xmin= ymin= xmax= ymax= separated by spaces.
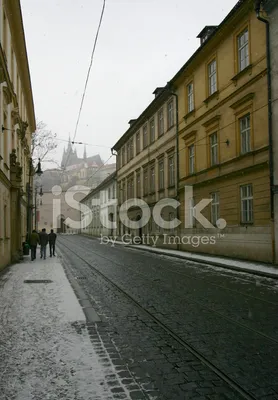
xmin=0 ymin=255 xmax=133 ymax=400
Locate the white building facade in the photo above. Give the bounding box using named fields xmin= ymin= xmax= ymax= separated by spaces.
xmin=80 ymin=172 xmax=117 ymax=237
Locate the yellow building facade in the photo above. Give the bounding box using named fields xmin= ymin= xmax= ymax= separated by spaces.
xmin=112 ymin=87 xmax=178 ymax=239
xmin=171 ymin=0 xmax=271 ymax=262
xmin=0 ymin=0 xmax=36 ymax=269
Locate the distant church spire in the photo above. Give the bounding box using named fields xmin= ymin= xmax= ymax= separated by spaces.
xmin=83 ymin=145 xmax=87 ymax=160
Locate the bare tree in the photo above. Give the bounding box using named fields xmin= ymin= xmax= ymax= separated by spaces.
xmin=31 ymin=120 xmax=57 ymax=162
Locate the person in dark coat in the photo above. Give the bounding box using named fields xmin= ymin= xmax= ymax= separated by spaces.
xmin=39 ymin=228 xmax=48 ymax=260
xmin=48 ymin=229 xmax=57 ymax=257
xmin=29 ymin=230 xmax=40 ymax=261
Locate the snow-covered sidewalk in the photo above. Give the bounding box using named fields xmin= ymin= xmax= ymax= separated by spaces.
xmin=0 ymin=252 xmax=133 ymax=400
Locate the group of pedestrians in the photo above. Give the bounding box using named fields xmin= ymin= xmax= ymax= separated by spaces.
xmin=29 ymin=229 xmax=57 ymax=261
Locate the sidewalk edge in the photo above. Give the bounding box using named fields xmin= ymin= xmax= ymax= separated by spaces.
xmin=124 ymin=245 xmax=278 ymax=280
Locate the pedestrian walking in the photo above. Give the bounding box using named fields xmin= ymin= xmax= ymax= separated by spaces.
xmin=49 ymin=229 xmax=57 ymax=257
xmin=29 ymin=230 xmax=40 ymax=261
xmin=39 ymin=228 xmax=49 ymax=260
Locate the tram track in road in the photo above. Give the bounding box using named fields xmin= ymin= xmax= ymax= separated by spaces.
xmin=58 ymin=238 xmax=260 ymax=400
xmin=58 ymin=238 xmax=278 ymax=344
xmin=78 ymin=234 xmax=278 ymax=304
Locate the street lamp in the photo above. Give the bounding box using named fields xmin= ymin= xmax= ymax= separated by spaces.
xmin=26 ymin=158 xmax=43 ymax=242
xmin=34 ymin=185 xmax=43 ymax=231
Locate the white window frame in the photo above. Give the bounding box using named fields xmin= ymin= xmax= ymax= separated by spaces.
xmin=240 ymin=114 xmax=251 ymax=154
xmin=240 ymin=184 xmax=253 ymax=223
xmin=188 ymin=145 xmax=195 ymax=174
xmin=143 ymin=125 xmax=148 ymax=148
xmin=167 ymin=99 xmax=174 ymax=129
xmin=136 ymin=172 xmax=141 ymax=197
xmin=210 ymin=132 xmax=218 ymax=166
xmin=136 ymin=132 xmax=140 ymax=154
xmin=143 ymin=169 xmax=148 ymax=195
xmin=211 ymin=192 xmax=219 ymax=226
xmin=187 ymin=82 xmax=194 ymax=113
xmin=208 ymin=59 xmax=217 ymax=96
xmin=168 ymin=155 xmax=175 ymax=187
xmin=159 ymin=159 xmax=164 ymax=190
xmin=158 ymin=108 xmax=164 ymax=136
xmin=238 ymin=28 xmax=249 ymax=72
xmin=150 ymin=118 xmax=155 ymax=143
xmin=150 ymin=165 xmax=155 ymax=193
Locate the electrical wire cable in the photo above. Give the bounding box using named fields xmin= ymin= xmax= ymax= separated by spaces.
xmin=63 ymin=0 xmax=106 ymax=170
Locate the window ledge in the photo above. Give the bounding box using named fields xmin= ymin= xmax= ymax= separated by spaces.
xmin=158 ymin=188 xmax=165 ymax=193
xmin=240 ymin=222 xmax=254 ymax=226
xmin=184 ymin=110 xmax=195 ymax=122
xmin=149 ymin=191 xmax=156 ymax=195
xmin=203 ymin=90 xmax=219 ymax=105
xmin=231 ymin=64 xmax=253 ymax=83
xmin=168 ymin=185 xmax=175 ymax=189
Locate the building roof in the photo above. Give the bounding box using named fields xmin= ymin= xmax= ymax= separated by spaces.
xmin=81 ymin=171 xmax=117 ymax=203
xmin=111 ymin=86 xmax=172 ymax=150
xmin=170 ymin=0 xmax=247 ymax=85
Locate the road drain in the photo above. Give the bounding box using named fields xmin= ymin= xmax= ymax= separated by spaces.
xmin=24 ymin=280 xmax=53 ymax=284
xmin=76 ymin=277 xmax=87 ymax=280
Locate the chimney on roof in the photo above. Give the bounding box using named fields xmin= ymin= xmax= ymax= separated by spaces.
xmin=128 ymin=119 xmax=137 ymax=126
xmin=153 ymin=87 xmax=165 ymax=98
xmin=197 ymin=26 xmax=218 ymax=46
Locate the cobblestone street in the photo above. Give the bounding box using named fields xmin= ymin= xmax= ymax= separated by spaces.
xmin=55 ymin=234 xmax=278 ymax=400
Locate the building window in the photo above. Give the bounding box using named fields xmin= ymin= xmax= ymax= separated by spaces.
xmin=158 ymin=108 xmax=164 ymax=136
xmin=127 ymin=142 xmax=130 ymax=162
xmin=187 ymin=82 xmax=194 ymax=113
xmin=167 ymin=99 xmax=174 ymax=129
xmin=238 ymin=28 xmax=249 ymax=72
xmin=136 ymin=132 xmax=140 ymax=154
xmin=127 ymin=180 xmax=131 ymax=199
xmin=136 ymin=172 xmax=141 ymax=197
xmin=168 ymin=155 xmax=175 ymax=187
xmin=239 ymin=114 xmax=251 ymax=154
xmin=210 ymin=132 xmax=218 ymax=165
xmin=143 ymin=125 xmax=148 ymax=148
xmin=158 ymin=159 xmax=164 ymax=190
xmin=150 ymin=118 xmax=155 ymax=143
xmin=122 ymin=146 xmax=125 ymax=165
xmin=112 ymin=184 xmax=116 ymax=199
xmin=188 ymin=145 xmax=195 ymax=174
xmin=150 ymin=165 xmax=155 ymax=193
xmin=241 ymin=184 xmax=253 ymax=223
xmin=122 ymin=183 xmax=126 ymax=202
xmin=208 ymin=59 xmax=217 ymax=96
xmin=143 ymin=168 xmax=148 ymax=195
xmin=211 ymin=192 xmax=219 ymax=226
xmin=130 ymin=138 xmax=134 ymax=159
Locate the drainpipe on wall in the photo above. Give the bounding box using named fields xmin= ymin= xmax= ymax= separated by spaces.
xmin=166 ymin=83 xmax=180 ymax=249
xmin=255 ymin=0 xmax=275 ymax=263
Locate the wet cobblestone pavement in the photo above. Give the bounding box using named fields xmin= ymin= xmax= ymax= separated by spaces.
xmin=56 ymin=234 xmax=278 ymax=400
xmin=1 ymin=234 xmax=278 ymax=399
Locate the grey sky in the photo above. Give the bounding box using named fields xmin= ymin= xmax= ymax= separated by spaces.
xmin=21 ymin=0 xmax=237 ymax=169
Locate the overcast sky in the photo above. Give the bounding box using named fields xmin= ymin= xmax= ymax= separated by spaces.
xmin=21 ymin=0 xmax=237 ymax=170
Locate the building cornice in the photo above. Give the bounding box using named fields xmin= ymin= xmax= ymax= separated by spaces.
xmin=4 ymin=0 xmax=36 ymax=132
xmin=111 ymin=88 xmax=172 ymax=151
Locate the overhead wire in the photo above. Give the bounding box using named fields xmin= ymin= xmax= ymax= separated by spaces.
xmin=63 ymin=0 xmax=106 ymax=170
